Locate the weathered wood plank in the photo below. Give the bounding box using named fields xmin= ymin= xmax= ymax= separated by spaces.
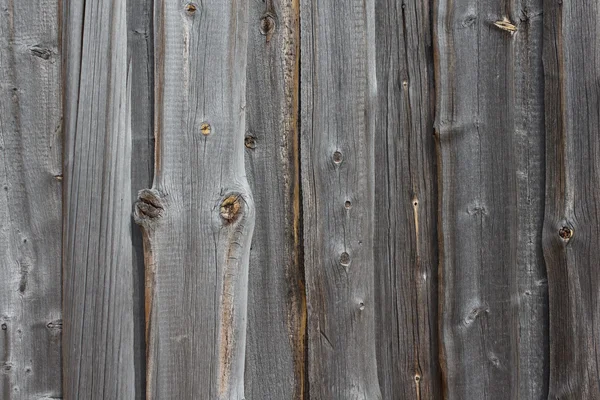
xmin=300 ymin=0 xmax=382 ymax=398
xmin=373 ymin=0 xmax=441 ymax=398
xmin=128 ymin=0 xmax=155 ymax=396
xmin=542 ymin=0 xmax=600 ymax=397
xmin=244 ymin=0 xmax=305 ymax=399
xmin=433 ymin=0 xmax=547 ymax=397
xmin=63 ymin=1 xmax=136 ymax=398
xmin=512 ymin=1 xmax=548 ymax=397
xmin=0 ymin=0 xmax=62 ymax=398
xmin=135 ymin=1 xmax=253 ymax=398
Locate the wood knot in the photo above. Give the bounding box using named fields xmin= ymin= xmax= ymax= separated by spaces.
xmin=220 ymin=195 xmax=242 ymax=223
xmin=260 ymin=13 xmax=276 ymax=42
xmin=134 ymin=189 xmax=164 ymax=224
xmin=184 ymin=2 xmax=197 ymax=15
xmin=46 ymin=320 xmax=62 ymax=330
xmin=29 ymin=45 xmax=52 ymax=60
xmin=244 ymin=135 xmax=256 ymax=149
xmin=558 ymin=226 xmax=573 ymax=240
xmin=340 ymin=252 xmax=350 ymax=266
xmin=200 ymin=122 xmax=211 ymax=136
xmin=332 ymin=151 xmax=343 ymax=165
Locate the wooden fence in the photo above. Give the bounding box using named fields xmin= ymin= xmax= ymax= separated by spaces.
xmin=0 ymin=0 xmax=598 ymax=398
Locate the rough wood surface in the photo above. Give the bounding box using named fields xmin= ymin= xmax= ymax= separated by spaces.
xmin=433 ymin=0 xmax=548 ymax=397
xmin=244 ymin=0 xmax=305 ymax=399
xmin=542 ymin=0 xmax=600 ymax=397
xmin=135 ymin=1 xmax=254 ymax=398
xmin=373 ymin=0 xmax=441 ymax=398
xmin=300 ymin=0 xmax=382 ymax=398
xmin=62 ymin=1 xmax=136 ymax=398
xmin=128 ymin=0 xmax=155 ymax=396
xmin=0 ymin=0 xmax=62 ymax=398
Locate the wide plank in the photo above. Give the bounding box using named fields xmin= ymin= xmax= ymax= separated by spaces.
xmin=300 ymin=0 xmax=382 ymax=398
xmin=0 ymin=0 xmax=62 ymax=398
xmin=135 ymin=1 xmax=254 ymax=398
xmin=63 ymin=1 xmax=136 ymax=397
xmin=433 ymin=0 xmax=548 ymax=397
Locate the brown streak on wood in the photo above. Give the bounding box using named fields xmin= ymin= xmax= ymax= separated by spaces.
xmin=290 ymin=0 xmax=306 ymax=398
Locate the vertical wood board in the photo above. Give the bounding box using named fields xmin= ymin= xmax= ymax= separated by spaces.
xmin=0 ymin=0 xmax=62 ymax=398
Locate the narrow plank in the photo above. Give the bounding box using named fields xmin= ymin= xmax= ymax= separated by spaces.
xmin=542 ymin=0 xmax=600 ymax=397
xmin=0 ymin=0 xmax=62 ymax=398
xmin=244 ymin=0 xmax=305 ymax=399
xmin=300 ymin=0 xmax=382 ymax=398
xmin=433 ymin=0 xmax=547 ymax=397
xmin=63 ymin=1 xmax=136 ymax=398
xmin=512 ymin=0 xmax=548 ymax=397
xmin=134 ymin=1 xmax=254 ymax=398
xmin=127 ymin=0 xmax=155 ymax=396
xmin=373 ymin=0 xmax=441 ymax=397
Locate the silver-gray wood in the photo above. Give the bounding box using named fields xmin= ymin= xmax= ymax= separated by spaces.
xmin=245 ymin=0 xmax=306 ymax=399
xmin=433 ymin=0 xmax=548 ymax=397
xmin=63 ymin=1 xmax=137 ymax=398
xmin=0 ymin=1 xmax=62 ymax=398
xmin=300 ymin=0 xmax=382 ymax=397
xmin=135 ymin=1 xmax=255 ymax=398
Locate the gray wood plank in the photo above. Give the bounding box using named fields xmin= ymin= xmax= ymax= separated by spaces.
xmin=373 ymin=0 xmax=442 ymax=398
xmin=63 ymin=1 xmax=136 ymax=398
xmin=128 ymin=0 xmax=155 ymax=396
xmin=244 ymin=0 xmax=306 ymax=399
xmin=300 ymin=0 xmax=382 ymax=398
xmin=512 ymin=1 xmax=548 ymax=398
xmin=134 ymin=1 xmax=254 ymax=398
xmin=0 ymin=0 xmax=62 ymax=398
xmin=542 ymin=0 xmax=600 ymax=397
xmin=433 ymin=0 xmax=548 ymax=397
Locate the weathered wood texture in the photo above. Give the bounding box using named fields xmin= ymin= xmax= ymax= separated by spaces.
xmin=542 ymin=0 xmax=600 ymax=398
xmin=434 ymin=0 xmax=548 ymax=398
xmin=374 ymin=0 xmax=441 ymax=398
xmin=62 ymin=0 xmax=137 ymax=398
xmin=244 ymin=0 xmax=305 ymax=399
xmin=300 ymin=0 xmax=382 ymax=398
xmin=128 ymin=0 xmax=155 ymax=396
xmin=134 ymin=1 xmax=254 ymax=398
xmin=0 ymin=0 xmax=62 ymax=398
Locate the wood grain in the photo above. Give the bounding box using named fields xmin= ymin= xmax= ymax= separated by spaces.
xmin=62 ymin=0 xmax=136 ymax=397
xmin=433 ymin=0 xmax=548 ymax=397
xmin=0 ymin=0 xmax=62 ymax=398
xmin=373 ymin=0 xmax=441 ymax=398
xmin=542 ymin=0 xmax=600 ymax=397
xmin=244 ymin=0 xmax=305 ymax=399
xmin=300 ymin=0 xmax=382 ymax=398
xmin=135 ymin=1 xmax=254 ymax=398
